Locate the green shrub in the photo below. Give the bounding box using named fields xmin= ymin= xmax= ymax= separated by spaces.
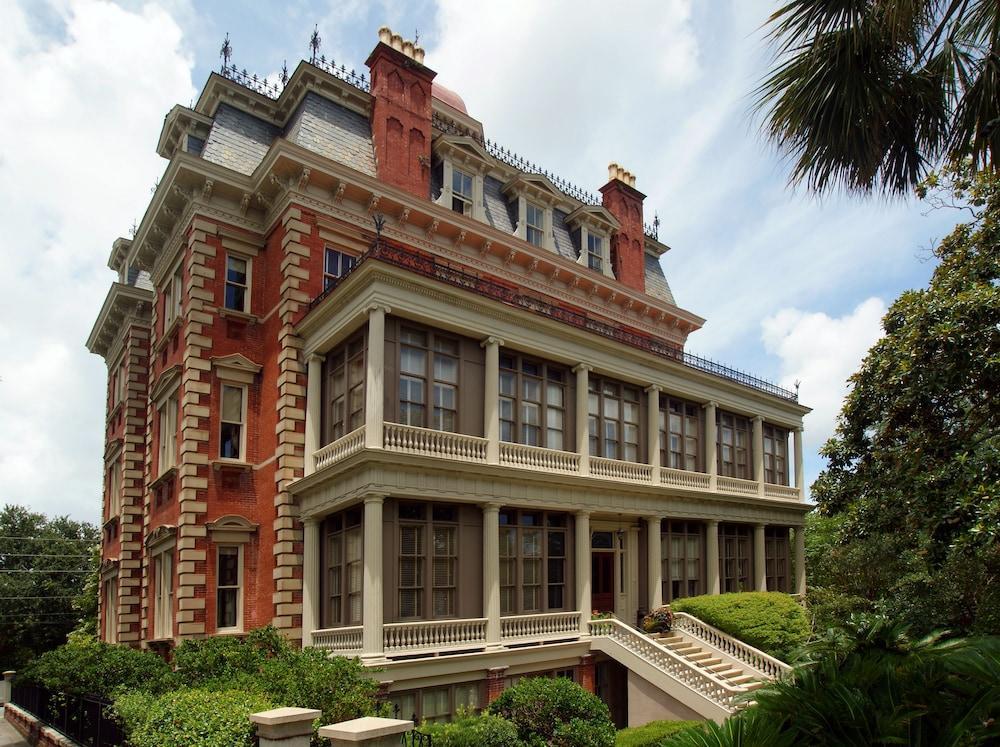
xmin=418 ymin=710 xmax=523 ymax=746
xmin=114 ymin=688 xmax=272 ymax=747
xmin=671 ymin=592 xmax=809 ymax=661
xmin=488 ymin=677 xmax=615 ymax=747
xmin=615 ymin=720 xmax=703 ymax=746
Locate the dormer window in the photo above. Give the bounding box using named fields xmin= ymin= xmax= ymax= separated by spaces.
xmin=451 ymin=168 xmax=473 ymax=215
xmin=526 ymin=202 xmax=545 ymax=247
xmin=587 ymin=234 xmax=604 ymax=272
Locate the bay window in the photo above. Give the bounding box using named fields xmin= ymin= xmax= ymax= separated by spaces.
xmin=499 ymin=353 xmax=567 ymax=450
xmin=719 ymin=523 xmax=752 ymax=593
xmin=659 ymin=396 xmax=701 ymax=471
xmin=763 ymin=424 xmax=789 ymax=485
xmin=661 ymin=520 xmax=704 ymax=602
xmin=765 ymin=527 xmax=790 ymax=592
xmin=398 ymin=327 xmax=459 ymax=432
xmin=717 ymin=411 xmax=750 ymax=479
xmin=588 ymin=377 xmax=641 ymax=461
xmin=499 ymin=510 xmax=567 ymax=614
xmin=323 ymin=333 xmax=366 ymax=443
xmin=323 ymin=508 xmax=363 ymax=627
xmin=397 ymin=503 xmax=458 ymax=620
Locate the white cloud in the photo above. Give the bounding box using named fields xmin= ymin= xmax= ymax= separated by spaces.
xmin=0 ymin=0 xmax=195 ymax=522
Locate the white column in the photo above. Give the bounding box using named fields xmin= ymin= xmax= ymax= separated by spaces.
xmin=304 ymin=355 xmax=324 ymax=476
xmin=704 ymin=401 xmax=718 ymax=491
xmin=794 ymin=525 xmax=806 ymax=596
xmin=794 ymin=427 xmax=805 ymax=499
xmin=301 ymin=518 xmax=320 ymax=646
xmin=573 ymin=364 xmax=592 ymax=476
xmin=754 ymin=523 xmax=767 ymax=592
xmin=646 ymin=516 xmax=662 ymax=610
xmin=364 ymin=305 xmax=389 ymax=450
xmin=482 ymin=337 xmax=503 ymax=465
xmin=362 ymin=495 xmax=384 ymax=659
xmin=645 ymin=385 xmax=661 ymax=485
xmin=752 ymin=415 xmax=765 ymax=496
xmin=575 ymin=511 xmax=591 ymax=635
xmin=706 ymin=520 xmax=720 ymax=595
xmin=483 ymin=503 xmax=502 ymax=648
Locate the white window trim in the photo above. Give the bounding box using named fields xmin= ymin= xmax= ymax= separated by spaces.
xmin=152 ymin=548 xmax=174 ymax=640
xmin=107 ymin=457 xmax=122 ymax=518
xmin=224 ymin=253 xmax=252 ymax=314
xmin=157 ymin=395 xmax=179 ymax=476
xmin=219 ymin=383 xmax=248 ymax=462
xmin=323 ymin=247 xmax=359 ymax=289
xmin=434 ymin=156 xmax=487 ymax=223
xmin=216 ymin=544 xmax=244 ymax=633
xmin=577 ymin=225 xmax=614 ymax=279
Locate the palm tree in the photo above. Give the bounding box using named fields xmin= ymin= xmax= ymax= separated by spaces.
xmin=755 ymin=1 xmax=1000 ymax=196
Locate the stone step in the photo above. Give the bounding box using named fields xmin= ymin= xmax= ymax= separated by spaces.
xmin=726 ymin=674 xmax=757 ymax=686
xmin=706 ymin=662 xmax=736 ymax=673
xmin=686 ymin=651 xmax=715 ymax=662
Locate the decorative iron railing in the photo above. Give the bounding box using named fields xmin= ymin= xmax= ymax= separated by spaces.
xmin=10 ymin=682 xmax=127 ymax=747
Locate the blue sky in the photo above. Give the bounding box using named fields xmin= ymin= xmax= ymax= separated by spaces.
xmin=0 ymin=0 xmax=963 ymax=522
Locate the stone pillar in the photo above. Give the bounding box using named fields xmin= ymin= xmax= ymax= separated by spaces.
xmin=0 ymin=670 xmax=13 ymax=705
xmin=304 ymin=354 xmax=324 ymax=476
xmin=704 ymin=401 xmax=718 ymax=490
xmin=364 ymin=305 xmax=389 ymax=450
xmin=362 ymin=495 xmax=385 ymax=659
xmin=319 ymin=717 xmax=414 ymax=747
xmin=705 ymin=520 xmax=720 ymax=595
xmin=482 ymin=337 xmax=503 ymax=465
xmin=794 ymin=525 xmax=807 ymax=596
xmin=483 ymin=503 xmax=502 ymax=648
xmin=250 ymin=707 xmax=321 ymax=747
xmin=794 ymin=427 xmax=805 ymax=499
xmin=645 ymin=385 xmax=661 ymax=484
xmin=485 ymin=667 xmax=508 ymax=704
xmin=646 ymin=517 xmax=662 ymax=610
xmin=754 ymin=523 xmax=767 ymax=592
xmin=301 ymin=518 xmax=320 ymax=646
xmin=575 ymin=510 xmax=591 ymax=634
xmin=577 ymin=654 xmax=596 ymax=694
xmin=752 ymin=415 xmax=765 ymax=496
xmin=573 ymin=365 xmax=592 ymax=476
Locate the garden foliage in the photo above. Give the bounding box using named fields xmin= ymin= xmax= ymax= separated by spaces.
xmin=614 ymin=720 xmax=701 ymax=747
xmin=487 ymin=676 xmax=616 ymax=747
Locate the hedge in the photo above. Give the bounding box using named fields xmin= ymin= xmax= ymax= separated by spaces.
xmin=615 ymin=720 xmax=703 ymax=747
xmin=417 ymin=711 xmax=523 ymax=746
xmin=670 ymin=592 xmax=809 ymax=661
xmin=488 ymin=677 xmax=615 ymax=747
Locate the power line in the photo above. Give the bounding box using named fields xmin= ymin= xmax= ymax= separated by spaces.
xmin=0 ymin=536 xmax=98 ymax=543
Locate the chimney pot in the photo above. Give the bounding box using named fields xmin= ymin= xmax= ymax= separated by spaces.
xmin=608 ymin=162 xmax=619 ymax=181
xmin=402 ymin=39 xmax=414 ymax=58
xmin=391 ymin=33 xmax=403 ymax=51
xmin=378 ymin=26 xmax=392 ymax=44
xmin=413 ymin=46 xmax=426 ymax=64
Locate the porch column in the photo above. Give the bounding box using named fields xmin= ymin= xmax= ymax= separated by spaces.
xmin=646 ymin=516 xmax=662 ymax=610
xmin=752 ymin=415 xmax=765 ymax=496
xmin=483 ymin=503 xmax=502 ymax=648
xmin=794 ymin=525 xmax=807 ymax=596
xmin=304 ymin=354 xmax=324 ymax=476
xmin=794 ymin=427 xmax=805 ymax=499
xmin=364 ymin=305 xmax=389 ymax=450
xmin=754 ymin=523 xmax=767 ymax=591
xmin=362 ymin=495 xmax=384 ymax=659
xmin=706 ymin=519 xmax=720 ymax=595
xmin=482 ymin=337 xmax=503 ymax=465
xmin=704 ymin=401 xmax=718 ymax=491
xmin=301 ymin=518 xmax=320 ymax=646
xmin=575 ymin=510 xmax=591 ymax=635
xmin=645 ymin=385 xmax=661 ymax=485
xmin=573 ymin=365 xmax=592 ymax=476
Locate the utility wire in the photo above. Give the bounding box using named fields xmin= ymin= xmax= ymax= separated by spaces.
xmin=0 ymin=536 xmax=98 ymax=543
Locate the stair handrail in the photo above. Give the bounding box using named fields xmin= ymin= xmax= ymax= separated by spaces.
xmin=671 ymin=611 xmax=792 ymax=678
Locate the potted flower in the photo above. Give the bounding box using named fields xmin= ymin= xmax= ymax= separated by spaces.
xmin=641 ymin=605 xmax=674 ymax=634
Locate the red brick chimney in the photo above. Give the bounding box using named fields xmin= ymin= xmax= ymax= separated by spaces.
xmin=599 ymin=163 xmax=646 ymax=293
xmin=365 ymin=27 xmax=437 ymax=199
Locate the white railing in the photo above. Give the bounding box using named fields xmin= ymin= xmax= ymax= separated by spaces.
xmin=501 ymin=611 xmax=581 ymax=642
xmin=672 ymin=612 xmax=791 ymax=679
xmin=383 ymin=422 xmax=488 ymax=462
xmin=499 ymin=442 xmax=580 ymax=473
xmin=589 ymin=618 xmax=743 ymax=710
xmin=717 ymin=476 xmax=759 ymax=497
xmin=764 ymin=483 xmax=801 ymax=500
xmin=591 ymin=456 xmax=653 ymax=483
xmin=383 ymin=617 xmax=487 ymax=653
xmin=311 ymin=626 xmax=363 ymax=652
xmin=661 ymin=467 xmax=711 ymax=490
xmin=314 ymin=427 xmax=366 ymax=471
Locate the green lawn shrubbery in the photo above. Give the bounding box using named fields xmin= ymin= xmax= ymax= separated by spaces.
xmin=488 ymin=676 xmax=616 ymax=747
xmin=615 ymin=720 xmax=703 ymax=746
xmin=671 ymin=592 xmax=809 ymax=661
xmin=417 ymin=711 xmax=523 ymax=746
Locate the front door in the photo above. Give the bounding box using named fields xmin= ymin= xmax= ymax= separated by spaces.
xmin=592 ymin=552 xmax=615 ymax=612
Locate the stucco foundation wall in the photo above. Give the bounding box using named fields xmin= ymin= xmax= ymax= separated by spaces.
xmin=626 ymin=669 xmax=703 ymax=727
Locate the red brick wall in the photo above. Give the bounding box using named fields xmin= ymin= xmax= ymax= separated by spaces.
xmin=5 ymin=704 xmax=76 ymax=747
xmin=577 ymin=654 xmax=596 ymax=694
xmin=486 ymin=666 xmax=508 ymax=703
xmin=600 ymin=181 xmax=646 ymax=293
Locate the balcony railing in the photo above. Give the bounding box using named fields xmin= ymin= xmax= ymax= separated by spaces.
xmin=383 ymin=422 xmax=488 ymax=462
xmin=384 ymin=617 xmax=488 ymax=653
xmin=499 ymin=442 xmax=580 ymax=473
xmin=500 ymin=611 xmax=580 ymax=643
xmin=314 ymin=426 xmax=366 ymax=470
xmin=312 ymin=625 xmax=363 ymax=651
xmin=717 ymin=476 xmax=759 ymax=497
xmin=591 ymin=456 xmax=654 ymax=483
xmin=661 ymin=466 xmax=711 ymax=490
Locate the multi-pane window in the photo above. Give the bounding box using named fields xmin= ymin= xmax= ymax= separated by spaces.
xmin=398 ymin=503 xmax=458 ymax=620
xmin=499 ymin=354 xmax=567 ymax=450
xmin=526 ymin=202 xmax=544 ymax=246
xmin=224 ymin=255 xmax=249 ymax=312
xmin=588 ymin=377 xmax=641 ymax=461
xmin=390 ymin=683 xmax=481 ymax=725
xmin=219 ymin=384 xmax=246 ymax=460
xmin=164 ymin=265 xmax=183 ymax=328
xmin=765 ymin=527 xmax=790 ymax=592
xmin=659 ymin=397 xmax=701 ymax=471
xmin=451 ymin=168 xmax=473 ymax=215
xmin=398 ymin=328 xmax=459 ymax=431
xmin=763 ymin=424 xmax=789 ymax=485
xmin=103 ymin=578 xmax=117 ymax=643
xmin=661 ymin=521 xmax=703 ymax=602
xmin=499 ymin=510 xmax=567 ymax=614
xmin=324 ymin=333 xmax=366 ymax=443
xmin=153 ymin=551 xmax=173 ymax=639
xmin=158 ymin=396 xmax=178 ymax=474
xmin=107 ymin=458 xmax=121 ymax=519
xmin=216 ymin=545 xmax=242 ymax=631
xmin=719 ymin=524 xmax=752 ymax=593
xmin=323 ymin=508 xmax=363 ymax=626
xmin=323 ymin=248 xmax=358 ymax=290
xmin=587 ymin=233 xmax=604 ymax=272
xmin=717 ymin=411 xmax=751 ymax=479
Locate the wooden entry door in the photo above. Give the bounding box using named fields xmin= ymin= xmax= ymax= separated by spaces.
xmin=592 ymin=552 xmax=615 ymax=612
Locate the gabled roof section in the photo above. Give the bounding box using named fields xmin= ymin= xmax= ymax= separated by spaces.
xmin=564 ymin=204 xmax=620 ymax=234
xmin=432 ymin=134 xmax=491 ymax=168
xmin=501 ymin=172 xmax=570 ymax=207
xmin=211 ymin=353 xmax=263 ymax=383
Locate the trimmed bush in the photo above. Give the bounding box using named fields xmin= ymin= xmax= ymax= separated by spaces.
xmin=615 ymin=720 xmax=703 ymax=746
xmin=671 ymin=592 xmax=809 ymax=661
xmin=418 ymin=711 xmax=523 ymax=746
xmin=488 ymin=677 xmax=615 ymax=747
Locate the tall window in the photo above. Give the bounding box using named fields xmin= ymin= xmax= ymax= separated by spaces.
xmin=763 ymin=424 xmax=789 ymax=485
xmin=323 ymin=508 xmax=363 ymax=626
xmin=525 ymin=202 xmax=544 ymax=246
xmin=660 ymin=397 xmax=701 ymax=472
xmin=661 ymin=520 xmax=703 ymax=602
xmin=164 ymin=265 xmax=183 ymax=328
xmin=499 ymin=354 xmax=567 ymax=450
xmin=323 ymin=248 xmax=357 ymax=290
xmin=216 ymin=545 xmax=242 ymax=631
xmin=224 ymin=255 xmax=249 ymax=312
xmin=398 ymin=327 xmax=459 ymax=431
xmin=103 ymin=578 xmax=117 ymax=643
xmin=499 ymin=510 xmax=567 ymax=614
xmin=398 ymin=503 xmax=458 ymax=619
xmin=219 ymin=384 xmax=246 ymax=460
xmin=717 ymin=411 xmax=750 ymax=479
xmin=107 ymin=458 xmax=121 ymax=518
xmin=765 ymin=527 xmax=790 ymax=592
xmin=588 ymin=377 xmax=641 ymax=461
xmin=324 ymin=333 xmax=366 ymax=442
xmin=719 ymin=524 xmax=752 ymax=593
xmin=158 ymin=396 xmax=178 ymax=474
xmin=153 ymin=551 xmax=173 ymax=639
xmin=451 ymin=168 xmax=473 ymax=215
xmin=587 ymin=233 xmax=604 ymax=272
